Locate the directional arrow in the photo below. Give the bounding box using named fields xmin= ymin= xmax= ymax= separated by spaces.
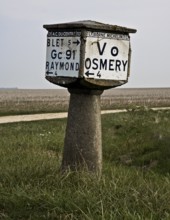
xmin=85 ymin=71 xmax=94 ymax=77
xmin=73 ymin=39 xmax=80 ymax=46
xmin=46 ymin=71 xmax=53 ymax=75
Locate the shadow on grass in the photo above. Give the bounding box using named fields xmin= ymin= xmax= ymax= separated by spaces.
xmin=102 ymin=110 xmax=170 ymax=176
xmin=131 ymin=136 xmax=170 ymax=175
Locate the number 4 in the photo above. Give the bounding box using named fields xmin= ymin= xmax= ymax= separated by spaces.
xmin=97 ymin=71 xmax=101 ymax=78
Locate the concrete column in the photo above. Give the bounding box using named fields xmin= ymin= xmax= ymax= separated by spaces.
xmin=61 ymin=89 xmax=103 ymax=174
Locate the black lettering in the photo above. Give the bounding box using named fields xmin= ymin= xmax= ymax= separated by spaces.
xmin=92 ymin=58 xmax=98 ymax=70
xmin=55 ymin=62 xmax=59 ymax=69
xmin=51 ymin=50 xmax=57 ymax=59
xmin=85 ymin=58 xmax=91 ymax=69
xmin=111 ymin=47 xmax=119 ymax=56
xmin=58 ymin=52 xmax=62 ymax=59
xmin=50 ymin=62 xmax=54 ymax=69
xmin=70 ymin=62 xmax=74 ymax=70
xmin=65 ymin=62 xmax=69 ymax=70
xmin=100 ymin=59 xmax=107 ymax=70
xmin=97 ymin=71 xmax=101 ymax=78
xmin=66 ymin=50 xmax=71 ymax=60
xmin=97 ymin=42 xmax=107 ymax=55
xmin=68 ymin=39 xmax=71 ymax=46
xmin=122 ymin=60 xmax=128 ymax=71
xmin=61 ymin=39 xmax=64 ymax=47
xmin=76 ymin=63 xmax=79 ymax=70
xmin=59 ymin=62 xmax=64 ymax=70
xmin=115 ymin=60 xmax=121 ymax=71
xmin=72 ymin=50 xmax=76 ymax=60
xmin=47 ymin=39 xmax=50 ymax=47
xmin=52 ymin=39 xmax=55 ymax=47
xmin=109 ymin=60 xmax=115 ymax=70
xmin=56 ymin=39 xmax=60 ymax=47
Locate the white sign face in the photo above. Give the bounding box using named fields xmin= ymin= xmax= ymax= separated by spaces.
xmin=46 ymin=31 xmax=81 ymax=77
xmin=84 ymin=32 xmax=130 ymax=80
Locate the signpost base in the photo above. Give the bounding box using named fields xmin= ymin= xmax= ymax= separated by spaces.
xmin=61 ymin=89 xmax=103 ymax=175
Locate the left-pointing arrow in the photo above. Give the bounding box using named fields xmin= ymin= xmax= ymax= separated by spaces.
xmin=46 ymin=71 xmax=53 ymax=75
xmin=73 ymin=39 xmax=80 ymax=46
xmin=85 ymin=71 xmax=94 ymax=77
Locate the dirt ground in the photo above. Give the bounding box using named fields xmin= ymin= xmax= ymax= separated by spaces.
xmin=0 ymin=108 xmax=170 ymax=124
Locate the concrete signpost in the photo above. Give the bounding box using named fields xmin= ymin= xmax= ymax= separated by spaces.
xmin=43 ymin=20 xmax=136 ymax=174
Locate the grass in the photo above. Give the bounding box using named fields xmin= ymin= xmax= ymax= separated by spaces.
xmin=0 ymin=109 xmax=170 ymax=219
xmin=102 ymin=108 xmax=170 ymax=175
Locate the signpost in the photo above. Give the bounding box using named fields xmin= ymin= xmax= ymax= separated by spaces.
xmin=84 ymin=32 xmax=130 ymax=81
xmin=46 ymin=31 xmax=81 ymax=77
xmin=43 ymin=20 xmax=136 ymax=175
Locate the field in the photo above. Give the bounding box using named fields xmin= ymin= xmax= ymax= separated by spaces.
xmin=0 ymin=88 xmax=170 ymax=219
xmin=0 ymin=88 xmax=170 ymax=116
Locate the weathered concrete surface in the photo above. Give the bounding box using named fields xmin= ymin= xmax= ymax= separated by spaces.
xmin=61 ymin=90 xmax=103 ymax=174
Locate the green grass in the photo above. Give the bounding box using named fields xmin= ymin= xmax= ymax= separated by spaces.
xmin=0 ymin=110 xmax=170 ymax=219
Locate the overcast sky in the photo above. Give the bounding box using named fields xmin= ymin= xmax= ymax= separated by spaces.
xmin=0 ymin=0 xmax=170 ymax=89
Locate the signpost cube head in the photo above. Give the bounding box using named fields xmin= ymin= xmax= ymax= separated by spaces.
xmin=43 ymin=20 xmax=136 ymax=90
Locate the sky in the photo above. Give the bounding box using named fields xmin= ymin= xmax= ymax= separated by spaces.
xmin=0 ymin=0 xmax=170 ymax=89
